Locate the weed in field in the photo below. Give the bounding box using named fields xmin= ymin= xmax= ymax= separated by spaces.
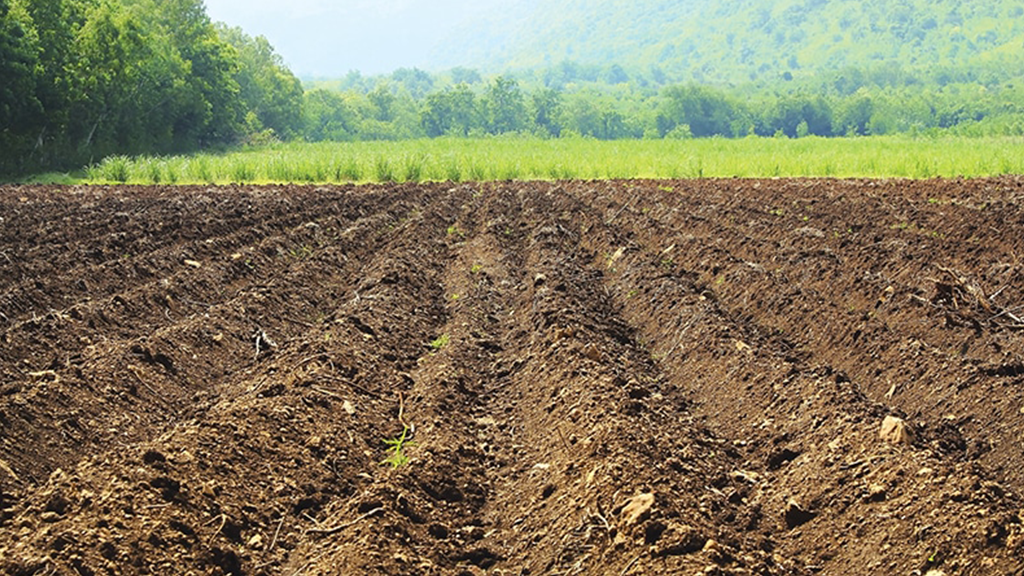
xmin=381 ymin=426 xmax=415 ymax=468
xmin=145 ymin=160 xmax=162 ymax=184
xmin=440 ymin=159 xmax=460 ymax=182
xmin=374 ymin=156 xmax=396 ymax=182
xmin=401 ymin=155 xmax=425 ymax=182
xmin=446 ymin=224 xmax=464 ymax=238
xmin=471 ymin=264 xmax=484 ymax=274
xmin=468 ymin=162 xmax=487 ymax=182
xmin=429 ymin=333 xmax=450 ymax=350
xmin=289 ymin=245 xmax=314 ymax=260
xmin=340 ymin=160 xmax=362 ymax=181
xmin=231 ymin=162 xmax=255 ymax=182
xmin=193 ymin=158 xmax=212 ymax=183
xmin=99 ymin=156 xmax=131 ymax=183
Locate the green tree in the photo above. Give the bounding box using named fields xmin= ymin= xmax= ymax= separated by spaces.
xmin=484 ymin=76 xmax=526 ymax=134
xmin=303 ymin=88 xmax=356 ymax=141
xmin=531 ymin=87 xmax=563 ymax=136
xmin=421 ymin=83 xmax=479 ymax=137
xmin=0 ymin=0 xmax=42 ymax=173
xmin=218 ymin=24 xmax=304 ymax=140
xmin=765 ymin=96 xmax=833 ymax=137
xmin=658 ymin=84 xmax=743 ymax=137
xmin=367 ymin=83 xmax=396 ymax=122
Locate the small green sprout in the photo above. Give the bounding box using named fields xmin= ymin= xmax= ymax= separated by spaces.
xmin=430 ymin=333 xmax=450 ymax=350
xmin=381 ymin=426 xmax=415 ymax=468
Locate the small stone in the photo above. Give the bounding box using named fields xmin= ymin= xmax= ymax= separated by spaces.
xmin=183 ymin=259 xmax=202 ymax=268
xmin=212 ymin=333 xmax=224 ymax=343
xmin=307 ymin=436 xmax=323 ymax=449
xmin=879 ymin=415 xmax=913 ymax=444
xmin=342 ymin=401 xmax=356 ymax=415
xmin=621 ymin=493 xmax=655 ymax=526
xmin=924 ymin=570 xmax=946 ymax=576
xmin=652 ymin=522 xmax=706 ymax=556
xmin=917 ymin=467 xmax=934 ymax=476
xmin=868 ymin=483 xmax=887 ymax=502
xmin=533 ymin=273 xmax=547 ymax=287
xmin=784 ymin=498 xmax=816 ymax=529
xmin=41 ymin=511 xmax=61 ymax=523
xmin=731 ymin=470 xmax=761 ymax=484
xmin=247 ymin=534 xmax=263 ymax=549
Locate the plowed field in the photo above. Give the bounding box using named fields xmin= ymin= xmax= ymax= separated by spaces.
xmin=2 ymin=179 xmax=1024 ymax=576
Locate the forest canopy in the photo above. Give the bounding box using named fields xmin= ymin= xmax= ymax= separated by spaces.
xmin=0 ymin=0 xmax=302 ymax=175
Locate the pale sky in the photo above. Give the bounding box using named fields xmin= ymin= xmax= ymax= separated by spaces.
xmin=201 ymin=0 xmax=506 ymax=76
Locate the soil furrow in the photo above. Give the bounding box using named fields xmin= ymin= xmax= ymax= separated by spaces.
xmin=1 ymin=180 xmax=1023 ymax=576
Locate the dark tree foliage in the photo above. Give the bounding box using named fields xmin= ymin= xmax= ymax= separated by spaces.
xmin=0 ymin=0 xmax=302 ymax=177
xmin=658 ymin=84 xmax=744 ymax=137
xmin=0 ymin=0 xmax=42 ymax=174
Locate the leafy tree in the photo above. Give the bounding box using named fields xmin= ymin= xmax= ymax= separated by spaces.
xmin=218 ymin=24 xmax=304 ymax=140
xmin=531 ymin=87 xmax=563 ymax=136
xmin=484 ymin=76 xmax=526 ymax=134
xmin=303 ymin=88 xmax=356 ymax=141
xmin=658 ymin=84 xmax=743 ymax=137
xmin=145 ymin=0 xmax=242 ymax=147
xmin=764 ymin=96 xmax=833 ymax=137
xmin=367 ymin=83 xmax=396 ymax=122
xmin=391 ymin=67 xmax=434 ymax=99
xmin=0 ymin=0 xmax=42 ymax=173
xmin=421 ymin=84 xmax=479 ymax=137
xmin=450 ymin=66 xmax=482 ymax=85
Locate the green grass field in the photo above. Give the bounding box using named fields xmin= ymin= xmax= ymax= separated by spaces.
xmin=28 ymin=135 xmax=1024 ymax=185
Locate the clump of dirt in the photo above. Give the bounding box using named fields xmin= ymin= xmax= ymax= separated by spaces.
xmin=1 ymin=178 xmax=1023 ymax=575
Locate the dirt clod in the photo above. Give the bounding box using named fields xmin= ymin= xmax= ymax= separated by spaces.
xmin=880 ymin=415 xmax=914 ymax=444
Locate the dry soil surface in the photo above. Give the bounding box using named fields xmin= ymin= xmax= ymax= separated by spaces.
xmin=1 ymin=179 xmax=1024 ymax=575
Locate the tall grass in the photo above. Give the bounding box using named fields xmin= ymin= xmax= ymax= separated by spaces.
xmin=75 ymin=135 xmax=1024 ymax=185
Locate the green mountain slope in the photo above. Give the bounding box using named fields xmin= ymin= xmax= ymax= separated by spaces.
xmin=435 ymin=0 xmax=1024 ymax=83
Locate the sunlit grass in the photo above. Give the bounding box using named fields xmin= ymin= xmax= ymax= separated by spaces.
xmin=69 ymin=135 xmax=1024 ymax=185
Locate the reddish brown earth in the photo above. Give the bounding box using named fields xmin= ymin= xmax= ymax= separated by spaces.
xmin=1 ymin=178 xmax=1023 ymax=576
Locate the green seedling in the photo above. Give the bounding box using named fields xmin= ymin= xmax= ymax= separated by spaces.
xmin=381 ymin=426 xmax=415 ymax=468
xmin=471 ymin=264 xmax=484 ymax=274
xmin=447 ymin=224 xmax=465 ymax=238
xmin=430 ymin=333 xmax=450 ymax=350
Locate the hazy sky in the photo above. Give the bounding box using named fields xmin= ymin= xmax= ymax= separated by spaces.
xmin=202 ymin=0 xmax=506 ymax=77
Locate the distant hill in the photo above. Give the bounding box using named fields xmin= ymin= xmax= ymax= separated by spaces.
xmin=432 ymin=0 xmax=1024 ymax=83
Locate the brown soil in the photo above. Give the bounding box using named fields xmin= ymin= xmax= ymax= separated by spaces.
xmin=1 ymin=179 xmax=1023 ymax=576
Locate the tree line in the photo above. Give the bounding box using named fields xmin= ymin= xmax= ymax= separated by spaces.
xmin=4 ymin=0 xmax=1023 ymax=177
xmin=0 ymin=0 xmax=302 ymax=175
xmin=302 ymin=66 xmax=1024 ymax=142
